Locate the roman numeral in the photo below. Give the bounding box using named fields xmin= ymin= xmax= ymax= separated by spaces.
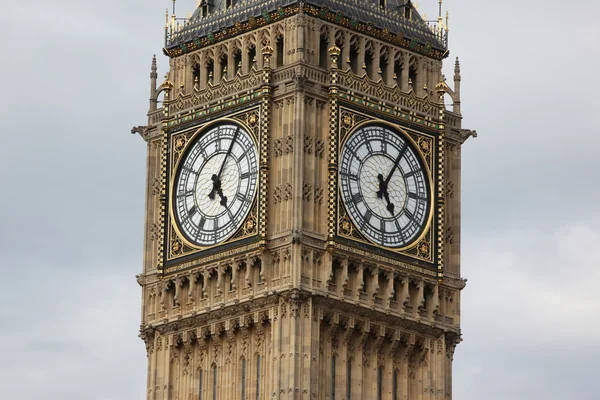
xmin=395 ymin=220 xmax=406 ymax=242
xmin=342 ymin=172 xmax=359 ymax=181
xmin=380 ymin=219 xmax=386 ymax=234
xmin=364 ymin=210 xmax=373 ymax=225
xmin=240 ymin=171 xmax=255 ymax=180
xmin=352 ymin=192 xmax=363 ymax=204
xmin=188 ymin=206 xmax=197 ymax=218
xmin=380 ymin=140 xmax=388 ymax=153
xmin=408 ymin=192 xmax=426 ymax=201
xmin=404 ymin=170 xmax=419 ymax=178
xmin=405 ymin=209 xmax=416 ymax=222
xmin=199 ymin=216 xmax=206 ymax=229
xmin=236 ymin=192 xmax=248 ymax=202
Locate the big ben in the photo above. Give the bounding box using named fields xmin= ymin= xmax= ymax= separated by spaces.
xmin=132 ymin=0 xmax=475 ymax=399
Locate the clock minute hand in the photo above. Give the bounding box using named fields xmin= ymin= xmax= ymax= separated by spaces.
xmin=384 ymin=142 xmax=408 ymax=186
xmin=209 ymin=127 xmax=241 ymax=204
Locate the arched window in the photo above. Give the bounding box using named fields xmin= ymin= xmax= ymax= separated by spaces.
xmin=409 ymin=65 xmax=418 ymax=92
xmin=377 ymin=367 xmax=383 ymax=400
xmin=365 ymin=50 xmax=374 ymax=79
xmin=346 ymin=359 xmax=352 ymax=400
xmin=212 ymin=365 xmax=217 ymax=400
xmin=256 ymin=355 xmax=261 ymax=400
xmin=331 ymin=355 xmax=337 ymax=400
xmin=241 ymin=358 xmax=246 ymax=400
xmin=379 ymin=55 xmax=388 ymax=83
xmin=393 ymin=369 xmax=398 ymax=400
xmin=276 ymin=36 xmax=284 ymax=67
xmin=319 ymin=34 xmax=329 ymax=69
xmin=193 ymin=64 xmax=201 ymax=88
xmin=220 ymin=54 xmax=228 ymax=81
xmin=206 ymin=60 xmax=215 ymax=85
xmin=199 ymin=369 xmax=204 ymax=400
xmin=233 ymin=50 xmax=242 ymax=76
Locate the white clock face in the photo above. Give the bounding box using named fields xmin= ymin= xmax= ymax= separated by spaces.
xmin=173 ymin=123 xmax=258 ymax=246
xmin=339 ymin=124 xmax=430 ymax=248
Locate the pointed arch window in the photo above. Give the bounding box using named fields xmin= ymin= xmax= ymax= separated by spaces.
xmin=199 ymin=369 xmax=204 ymax=400
xmin=409 ymin=65 xmax=418 ymax=92
xmin=276 ymin=37 xmax=284 ymax=67
xmin=241 ymin=358 xmax=246 ymax=400
xmin=319 ymin=34 xmax=329 ymax=69
xmin=256 ymin=355 xmax=261 ymax=400
xmin=377 ymin=367 xmax=383 ymax=400
xmin=212 ymin=365 xmax=217 ymax=400
xmin=346 ymin=359 xmax=352 ymax=400
xmin=393 ymin=369 xmax=398 ymax=400
xmin=331 ymin=355 xmax=337 ymax=400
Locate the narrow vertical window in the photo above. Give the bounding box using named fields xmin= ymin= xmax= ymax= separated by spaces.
xmin=331 ymin=355 xmax=337 ymax=400
xmin=393 ymin=370 xmax=398 ymax=400
xmin=276 ymin=37 xmax=284 ymax=67
xmin=241 ymin=358 xmax=246 ymax=400
xmin=346 ymin=359 xmax=351 ymax=400
xmin=409 ymin=65 xmax=417 ymax=92
xmin=199 ymin=370 xmax=203 ymax=400
xmin=377 ymin=367 xmax=383 ymax=400
xmin=256 ymin=355 xmax=261 ymax=400
xmin=213 ymin=365 xmax=217 ymax=400
xmin=319 ymin=35 xmax=329 ymax=69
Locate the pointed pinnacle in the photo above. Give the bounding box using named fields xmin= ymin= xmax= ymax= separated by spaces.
xmin=150 ymin=55 xmax=158 ymax=79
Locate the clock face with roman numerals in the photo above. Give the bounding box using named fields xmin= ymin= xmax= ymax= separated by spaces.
xmin=339 ymin=124 xmax=431 ymax=248
xmin=173 ymin=123 xmax=258 ymax=246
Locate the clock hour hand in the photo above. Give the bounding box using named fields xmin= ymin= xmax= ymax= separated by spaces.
xmin=377 ymin=174 xmax=395 ymax=215
xmin=208 ymin=174 xmax=229 ymax=207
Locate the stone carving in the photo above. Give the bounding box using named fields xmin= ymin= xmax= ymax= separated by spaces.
xmin=315 ymin=139 xmax=325 ymax=158
xmin=447 ymin=180 xmax=455 ymax=198
xmin=304 ymin=134 xmax=313 ymax=154
xmin=273 ymin=185 xmax=282 ymax=204
xmin=446 ymin=226 xmax=454 ymax=244
xmin=283 ymin=183 xmax=292 ymax=202
xmin=302 ymin=182 xmax=312 ymax=201
xmin=314 ymin=186 xmax=324 ymax=205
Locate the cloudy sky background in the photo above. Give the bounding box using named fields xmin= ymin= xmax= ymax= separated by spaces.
xmin=0 ymin=0 xmax=598 ymax=399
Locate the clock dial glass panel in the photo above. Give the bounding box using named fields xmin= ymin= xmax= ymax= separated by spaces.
xmin=339 ymin=124 xmax=430 ymax=248
xmin=173 ymin=123 xmax=258 ymax=246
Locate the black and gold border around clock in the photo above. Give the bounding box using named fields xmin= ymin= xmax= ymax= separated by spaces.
xmin=334 ymin=105 xmax=439 ymax=268
xmin=162 ymin=106 xmax=264 ymax=272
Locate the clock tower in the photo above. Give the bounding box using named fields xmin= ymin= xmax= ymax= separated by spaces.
xmin=133 ymin=0 xmax=475 ymax=399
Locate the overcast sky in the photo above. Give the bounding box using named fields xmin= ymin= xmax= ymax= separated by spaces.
xmin=0 ymin=0 xmax=598 ymax=399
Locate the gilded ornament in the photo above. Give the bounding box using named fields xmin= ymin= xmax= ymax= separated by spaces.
xmin=171 ymin=239 xmax=182 ymax=255
xmin=247 ymin=113 xmax=258 ymax=127
xmin=245 ymin=218 xmax=256 ymax=233
xmin=419 ymin=138 xmax=431 ymax=155
xmin=174 ymin=136 xmax=186 ymax=151
xmin=342 ymin=114 xmax=353 ymax=127
xmin=340 ymin=219 xmax=352 ymax=235
xmin=418 ymin=242 xmax=430 ymax=257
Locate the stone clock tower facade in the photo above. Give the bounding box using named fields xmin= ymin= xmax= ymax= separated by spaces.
xmin=133 ymin=1 xmax=475 ymax=399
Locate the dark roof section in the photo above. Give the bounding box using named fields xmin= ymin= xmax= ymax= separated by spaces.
xmin=167 ymin=0 xmax=447 ymax=52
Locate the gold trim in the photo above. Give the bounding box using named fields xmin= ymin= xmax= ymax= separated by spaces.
xmin=168 ymin=116 xmax=260 ymax=253
xmin=337 ymin=117 xmax=436 ymax=255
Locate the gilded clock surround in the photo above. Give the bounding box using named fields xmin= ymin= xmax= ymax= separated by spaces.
xmin=336 ymin=116 xmax=436 ymax=263
xmin=168 ymin=115 xmax=261 ymax=257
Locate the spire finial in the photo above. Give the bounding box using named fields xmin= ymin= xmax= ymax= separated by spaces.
xmin=454 ymin=57 xmax=461 ymax=78
xmin=150 ymin=55 xmax=157 ymax=79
